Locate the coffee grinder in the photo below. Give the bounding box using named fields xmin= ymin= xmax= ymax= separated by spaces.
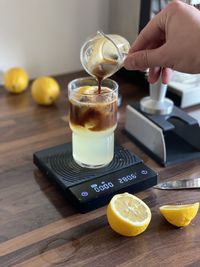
xmin=125 ymin=75 xmax=200 ymax=166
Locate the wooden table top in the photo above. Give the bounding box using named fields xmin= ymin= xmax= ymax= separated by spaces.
xmin=1 ymin=71 xmax=200 ymax=267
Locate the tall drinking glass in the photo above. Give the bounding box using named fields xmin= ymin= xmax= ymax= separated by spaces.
xmin=68 ymin=77 xmax=118 ymax=168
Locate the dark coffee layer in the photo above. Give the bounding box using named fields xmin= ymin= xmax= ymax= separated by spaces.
xmin=69 ymin=101 xmax=117 ymax=131
xmin=69 ymin=86 xmax=117 ymax=131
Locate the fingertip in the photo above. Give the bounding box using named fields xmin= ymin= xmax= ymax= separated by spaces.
xmin=162 ymin=68 xmax=173 ymax=84
xmin=124 ymin=57 xmax=132 ymax=70
xmin=148 ymin=67 xmax=161 ymax=83
xmin=124 ymin=51 xmax=148 ymax=71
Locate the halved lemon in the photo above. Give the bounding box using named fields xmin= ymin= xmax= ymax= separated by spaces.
xmin=107 ymin=193 xmax=151 ymax=236
xmin=159 ymin=203 xmax=199 ymax=227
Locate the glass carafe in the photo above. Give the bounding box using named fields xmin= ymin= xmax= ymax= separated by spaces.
xmin=80 ymin=31 xmax=130 ymax=81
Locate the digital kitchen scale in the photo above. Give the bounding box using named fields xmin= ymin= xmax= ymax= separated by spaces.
xmin=33 ymin=143 xmax=157 ymax=213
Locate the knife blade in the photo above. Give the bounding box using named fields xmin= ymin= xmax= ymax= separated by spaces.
xmin=154 ymin=178 xmax=200 ymax=190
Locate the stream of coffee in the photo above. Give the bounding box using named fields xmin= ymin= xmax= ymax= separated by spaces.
xmin=97 ymin=77 xmax=102 ymax=95
xmin=91 ymin=58 xmax=118 ymax=94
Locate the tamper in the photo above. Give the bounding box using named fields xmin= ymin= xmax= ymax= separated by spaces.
xmin=140 ymin=76 xmax=174 ymax=115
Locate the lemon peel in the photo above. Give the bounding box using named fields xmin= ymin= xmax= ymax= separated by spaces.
xmin=159 ymin=203 xmax=199 ymax=227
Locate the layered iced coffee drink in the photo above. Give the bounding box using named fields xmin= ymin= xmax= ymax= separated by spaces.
xmin=68 ymin=77 xmax=118 ymax=168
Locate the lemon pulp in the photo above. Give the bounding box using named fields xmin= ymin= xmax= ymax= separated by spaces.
xmin=107 ymin=193 xmax=151 ymax=236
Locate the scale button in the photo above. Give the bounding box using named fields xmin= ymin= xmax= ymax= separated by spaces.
xmin=81 ymin=191 xmax=89 ymax=197
xmin=141 ymin=170 xmax=148 ymax=175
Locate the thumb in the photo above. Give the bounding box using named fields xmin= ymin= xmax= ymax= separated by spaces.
xmin=124 ymin=45 xmax=168 ymax=71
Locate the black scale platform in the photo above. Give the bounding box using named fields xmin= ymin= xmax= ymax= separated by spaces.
xmin=33 ymin=143 xmax=157 ymax=213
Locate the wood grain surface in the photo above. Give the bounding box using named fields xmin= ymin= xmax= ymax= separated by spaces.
xmin=0 ymin=70 xmax=200 ymax=267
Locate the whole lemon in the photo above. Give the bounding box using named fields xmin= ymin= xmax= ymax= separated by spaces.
xmin=31 ymin=76 xmax=60 ymax=105
xmin=4 ymin=67 xmax=29 ymax=93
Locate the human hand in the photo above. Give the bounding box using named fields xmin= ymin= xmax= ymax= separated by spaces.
xmin=124 ymin=1 xmax=200 ymax=84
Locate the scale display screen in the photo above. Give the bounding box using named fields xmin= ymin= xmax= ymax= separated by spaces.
xmin=68 ymin=163 xmax=156 ymax=204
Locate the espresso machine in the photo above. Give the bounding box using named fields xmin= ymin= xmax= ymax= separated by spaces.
xmin=125 ymin=76 xmax=200 ymax=166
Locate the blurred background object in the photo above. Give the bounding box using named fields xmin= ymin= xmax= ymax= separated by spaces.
xmin=168 ymin=72 xmax=200 ymax=108
xmin=0 ymin=0 xmax=146 ymax=83
xmin=0 ymin=0 xmax=110 ymax=82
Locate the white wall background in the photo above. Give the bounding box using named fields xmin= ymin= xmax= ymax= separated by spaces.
xmin=109 ymin=0 xmax=140 ymax=44
xmin=0 ymin=0 xmax=140 ymax=81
